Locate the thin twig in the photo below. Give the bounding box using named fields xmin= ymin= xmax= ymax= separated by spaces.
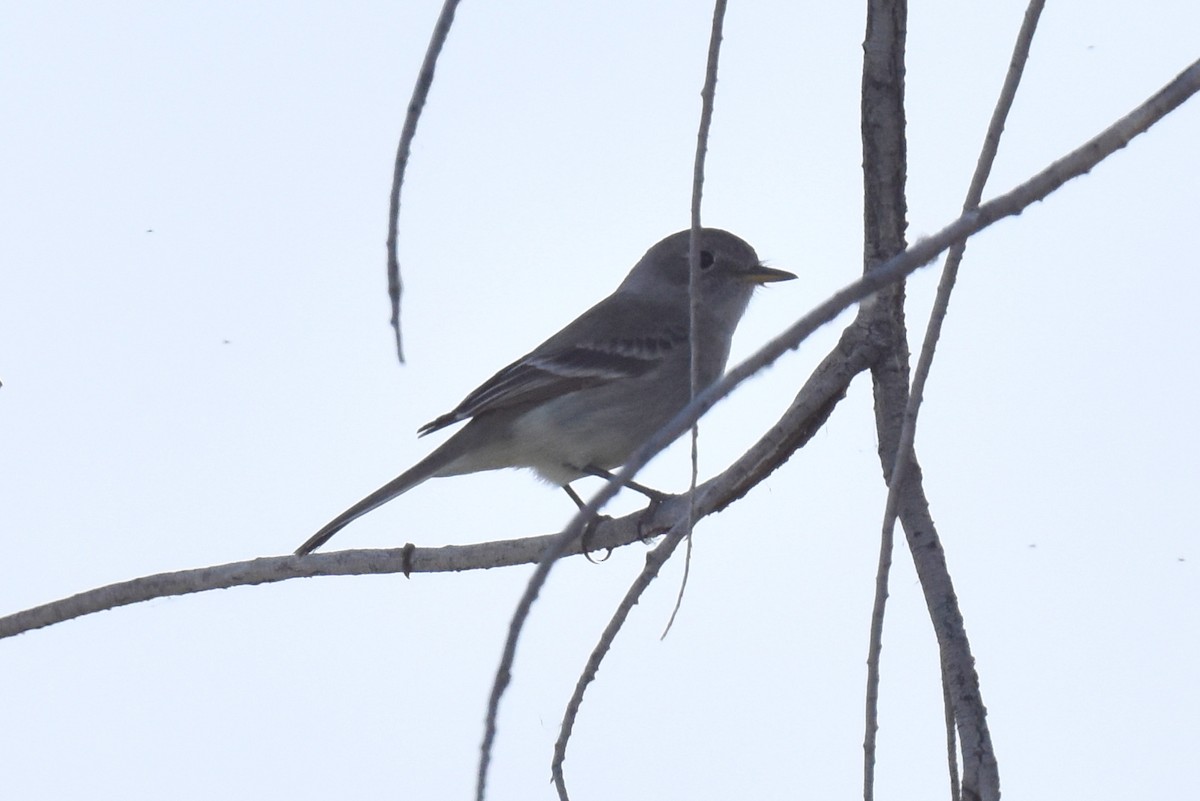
xmin=862 ymin=485 xmax=896 ymax=801
xmin=673 ymin=0 xmax=729 ymax=641
xmin=944 ymin=675 xmax=962 ymax=801
xmin=545 ymin=13 xmax=734 ymax=795
xmin=552 ymin=522 xmax=691 ymax=801
xmin=386 ymin=0 xmax=462 ymax=363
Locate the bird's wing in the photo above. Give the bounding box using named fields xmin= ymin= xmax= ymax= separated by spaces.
xmin=418 ymin=302 xmax=685 ymax=436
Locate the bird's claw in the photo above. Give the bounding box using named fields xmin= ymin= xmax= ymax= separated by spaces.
xmin=581 ymin=513 xmax=614 ymax=563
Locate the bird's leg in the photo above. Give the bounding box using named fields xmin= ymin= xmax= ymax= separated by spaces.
xmin=561 ymin=484 xmax=611 ymax=562
xmin=562 ymin=484 xmax=586 ymax=510
xmin=580 ymin=466 xmax=670 ymax=504
xmin=581 ymin=466 xmax=668 ymax=541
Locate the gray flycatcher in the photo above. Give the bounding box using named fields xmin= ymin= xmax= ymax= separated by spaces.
xmin=295 ymin=227 xmax=794 ymax=555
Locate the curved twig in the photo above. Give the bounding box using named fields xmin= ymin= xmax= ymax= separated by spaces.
xmin=386 ymin=0 xmax=463 ymax=363
xmin=675 ymin=0 xmax=729 ymax=649
xmin=551 ymin=524 xmax=690 ymax=801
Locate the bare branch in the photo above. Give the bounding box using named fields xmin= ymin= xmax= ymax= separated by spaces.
xmin=675 ymin=0 xmax=730 ymax=644
xmin=386 ymin=0 xmax=462 ymax=363
xmin=552 ymin=523 xmax=689 ymax=801
xmin=0 ymin=517 xmax=651 ymax=640
xmin=897 ymin=1 xmax=1046 ymax=796
xmin=851 ymin=54 xmax=1200 ymax=801
xmin=875 ymin=1 xmax=1047 ymax=796
xmin=860 ymin=1 xmax=911 ymax=796
xmin=944 ymin=679 xmax=962 ymax=801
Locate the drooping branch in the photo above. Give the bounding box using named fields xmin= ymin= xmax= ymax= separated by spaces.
xmin=386 ymin=0 xmax=462 ymax=363
xmin=874 ymin=3 xmax=1047 ymax=799
xmin=859 ymin=2 xmax=912 ymax=798
xmin=852 ymin=47 xmax=1200 ymax=801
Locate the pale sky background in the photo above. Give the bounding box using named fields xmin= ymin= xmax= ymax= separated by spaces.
xmin=2 ymin=2 xmax=1198 ymax=799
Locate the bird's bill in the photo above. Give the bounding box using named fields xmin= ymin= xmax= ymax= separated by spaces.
xmin=741 ymin=264 xmax=797 ymax=285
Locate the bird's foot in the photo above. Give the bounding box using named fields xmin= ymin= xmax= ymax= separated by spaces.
xmin=581 ymin=513 xmax=614 ymax=563
xmin=562 ymin=484 xmax=613 ymax=562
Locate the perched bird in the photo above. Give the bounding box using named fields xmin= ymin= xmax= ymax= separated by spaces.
xmin=295 ymin=228 xmax=794 ymax=555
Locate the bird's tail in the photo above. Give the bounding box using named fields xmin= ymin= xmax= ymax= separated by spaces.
xmin=294 ymin=445 xmax=454 ymax=555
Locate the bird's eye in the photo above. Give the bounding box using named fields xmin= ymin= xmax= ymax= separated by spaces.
xmin=700 ymin=250 xmax=715 ymax=269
